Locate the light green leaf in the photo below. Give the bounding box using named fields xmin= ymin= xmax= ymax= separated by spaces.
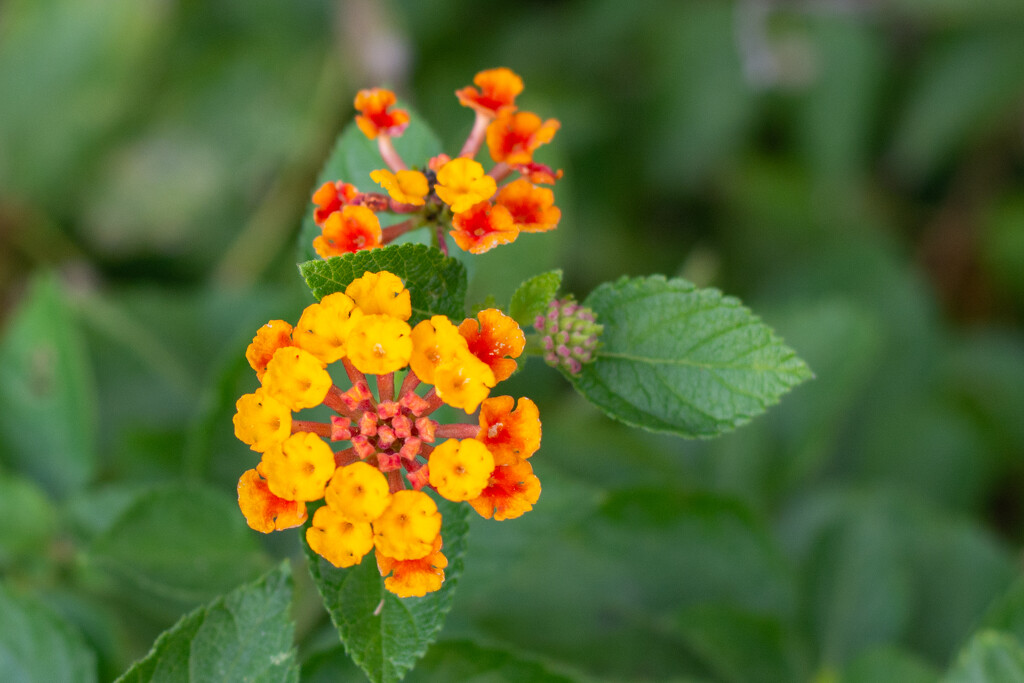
xmin=296 ymin=114 xmax=443 ymax=262
xmin=299 ymin=244 xmax=467 ymax=324
xmin=116 ymin=562 xmax=298 ymax=683
xmin=0 ymin=472 xmax=56 ymax=567
xmin=508 ymin=270 xmax=562 ymax=328
xmin=0 ymin=274 xmax=97 ymax=497
xmin=569 ymin=275 xmax=812 ymax=438
xmin=0 ymin=581 xmax=96 ymax=683
xmin=304 ymin=498 xmax=469 ymax=683
xmin=944 ymin=631 xmax=1024 ymax=683
xmin=87 ymin=483 xmax=267 ymax=610
xmin=841 ymin=646 xmax=940 ymax=683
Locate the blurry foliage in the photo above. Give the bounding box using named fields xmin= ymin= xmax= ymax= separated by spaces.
xmin=2 ymin=0 xmax=1024 ymax=680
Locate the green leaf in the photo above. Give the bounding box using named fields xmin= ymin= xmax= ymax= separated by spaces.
xmin=408 ymin=639 xmax=581 ymax=682
xmin=0 ymin=274 xmax=97 ymax=497
xmin=841 ymin=646 xmax=940 ymax=683
xmin=0 ymin=472 xmax=56 ymax=568
xmin=0 ymin=581 xmax=97 ymax=683
xmin=304 ymin=498 xmax=469 ymax=683
xmin=296 ymin=115 xmax=443 ymax=263
xmin=87 ymin=483 xmax=267 ymax=611
xmin=568 ymin=275 xmax=812 ymax=438
xmin=299 ymin=244 xmax=468 ymax=324
xmin=116 ymin=562 xmax=298 ymax=683
xmin=508 ymin=270 xmax=562 ymax=328
xmin=944 ymin=631 xmax=1024 ymax=683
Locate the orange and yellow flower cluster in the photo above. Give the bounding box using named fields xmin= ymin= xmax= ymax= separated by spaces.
xmin=234 ymin=271 xmax=542 ymax=597
xmin=310 ymin=68 xmax=562 ymax=260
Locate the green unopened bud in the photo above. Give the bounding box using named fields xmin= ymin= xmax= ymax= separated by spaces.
xmin=534 ymin=298 xmax=602 ymax=375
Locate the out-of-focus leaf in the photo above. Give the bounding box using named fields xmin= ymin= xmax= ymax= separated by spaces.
xmin=0 ymin=472 xmax=56 ymax=567
xmin=508 ymin=270 xmax=562 ymax=328
xmin=116 ymin=562 xmax=298 ymax=683
xmin=87 ymin=483 xmax=267 ymax=610
xmin=304 ymin=499 xmax=468 ymax=683
xmin=841 ymin=646 xmax=940 ymax=683
xmin=0 ymin=274 xmax=97 ymax=497
xmin=299 ymin=244 xmax=467 ymax=324
xmin=979 ymin=577 xmax=1024 ymax=644
xmin=0 ymin=581 xmax=97 ymax=683
xmin=944 ymin=631 xmax=1024 ymax=683
xmin=981 ymin=195 xmax=1024 ymax=304
xmin=407 ymin=639 xmax=581 ymax=682
xmin=569 ymin=275 xmax=812 ymax=438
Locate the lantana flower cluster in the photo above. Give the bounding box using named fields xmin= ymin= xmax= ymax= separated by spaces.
xmin=311 ymin=67 xmax=562 ymax=259
xmin=233 ymin=271 xmax=542 ymax=597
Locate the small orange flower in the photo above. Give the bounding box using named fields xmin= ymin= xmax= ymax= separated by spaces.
xmin=468 ymin=458 xmax=541 ymax=521
xmin=314 ymin=205 xmax=383 ymax=258
xmin=449 ymin=201 xmax=518 ymax=254
xmin=376 ymin=534 xmax=448 ymax=598
xmin=515 ymin=162 xmax=563 ymax=185
xmin=246 ymin=320 xmax=294 ymax=380
xmin=312 ymin=181 xmax=358 ymax=225
xmin=458 ymin=308 xmax=525 ymax=382
xmin=486 ymin=111 xmax=560 ymax=165
xmin=495 ymin=179 xmax=561 ymax=233
xmin=456 ymin=67 xmax=523 ymax=117
xmin=237 ymin=468 xmax=308 ymax=533
xmin=354 ymin=88 xmax=411 ymax=139
xmin=434 ymin=158 xmax=497 ymax=214
xmin=477 ymin=396 xmax=541 ymax=465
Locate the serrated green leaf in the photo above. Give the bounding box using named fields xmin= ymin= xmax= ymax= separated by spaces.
xmin=944 ymin=631 xmax=1024 ymax=683
xmin=508 ymin=270 xmax=562 ymax=328
xmin=0 ymin=581 xmax=97 ymax=683
xmin=296 ymin=114 xmax=443 ymax=263
xmin=568 ymin=275 xmax=812 ymax=438
xmin=88 ymin=483 xmax=267 ymax=611
xmin=116 ymin=562 xmax=298 ymax=683
xmin=0 ymin=274 xmax=97 ymax=497
xmin=299 ymin=244 xmax=467 ymax=324
xmin=304 ymin=498 xmax=469 ymax=683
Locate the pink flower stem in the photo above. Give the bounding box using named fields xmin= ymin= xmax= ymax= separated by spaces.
xmin=435 ymin=422 xmax=480 ymax=439
xmin=291 ymin=420 xmax=332 ymax=437
xmin=488 ymin=162 xmax=512 ymax=183
xmin=399 ymin=371 xmax=421 ymax=398
xmin=419 ymin=387 xmax=445 ymax=416
xmin=381 ymin=219 xmax=417 ymax=244
xmin=387 ymin=470 xmax=406 ymax=493
xmin=324 ymin=385 xmax=360 ymax=418
xmin=459 ymin=111 xmax=491 ymax=158
xmin=334 ymin=447 xmax=358 ymax=468
xmin=434 ymin=224 xmax=449 ymax=256
xmin=377 ymin=372 xmax=395 ymax=403
xmin=388 ymin=199 xmax=423 ymax=213
xmin=377 ymin=135 xmax=408 ymax=171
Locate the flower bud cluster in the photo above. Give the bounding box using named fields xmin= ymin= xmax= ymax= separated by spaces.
xmin=536 ymin=298 xmax=603 ymax=375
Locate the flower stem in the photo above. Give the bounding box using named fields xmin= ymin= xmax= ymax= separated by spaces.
xmin=377 ymin=372 xmax=395 ymax=402
xmin=435 ymin=422 xmax=479 ymax=439
xmin=377 ymin=135 xmax=408 ymax=171
xmin=399 ymin=371 xmax=421 ymax=397
xmin=459 ymin=111 xmax=491 ymax=158
xmin=292 ymin=420 xmax=332 ymax=437
xmin=334 ymin=447 xmax=358 ymax=468
xmin=324 ymin=385 xmax=360 ymax=417
xmin=488 ymin=161 xmax=512 ymax=183
xmin=381 ymin=219 xmax=417 ymax=244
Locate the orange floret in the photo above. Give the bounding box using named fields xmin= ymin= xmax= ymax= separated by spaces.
xmin=409 ymin=315 xmax=467 ymax=385
xmin=376 ymin=534 xmax=448 ymax=597
xmin=233 ymin=388 xmax=292 ymax=453
xmin=495 ymin=178 xmax=561 ymax=233
xmin=354 ymin=88 xmax=410 ymax=140
xmin=292 ymin=293 xmax=363 ymax=365
xmin=246 ymin=320 xmax=294 ymax=381
xmin=458 ymin=308 xmax=525 ymax=382
xmin=369 ymin=169 xmax=429 ymax=206
xmin=262 ymin=346 xmax=332 ymax=411
xmin=487 ymin=111 xmax=560 ymax=165
xmin=237 ymin=468 xmax=308 ymax=533
xmin=434 ymin=158 xmax=497 ymax=214
xmin=515 ymin=162 xmax=563 ymax=185
xmin=314 ymin=205 xmax=383 ymax=258
xmin=433 ymin=351 xmax=496 ymax=414
xmin=449 ymin=201 xmax=518 ymax=254
xmin=312 ymin=181 xmax=358 ymax=225
xmin=373 ymin=490 xmax=442 ymax=561
xmin=468 ymin=457 xmax=541 ymax=521
xmin=306 ymin=505 xmax=375 ymax=568
xmin=477 ymin=396 xmax=541 ymax=465
xmin=259 ymin=432 xmax=336 ymax=502
xmin=429 ymin=438 xmax=494 ymax=502
xmin=456 ymin=67 xmax=523 ymax=117
xmin=324 ymin=461 xmax=392 ymax=523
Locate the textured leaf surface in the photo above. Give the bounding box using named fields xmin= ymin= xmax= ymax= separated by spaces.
xmin=0 ymin=582 xmax=96 ymax=683
xmin=304 ymin=499 xmax=469 ymax=683
xmin=116 ymin=562 xmax=298 ymax=683
xmin=299 ymin=244 xmax=467 ymax=324
xmin=944 ymin=631 xmax=1024 ymax=683
xmin=296 ymin=115 xmax=443 ymax=262
xmin=570 ymin=275 xmax=812 ymax=438
xmin=508 ymin=269 xmax=562 ymax=328
xmin=0 ymin=275 xmax=97 ymax=497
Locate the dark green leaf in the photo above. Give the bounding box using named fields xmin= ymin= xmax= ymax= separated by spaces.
xmin=0 ymin=582 xmax=96 ymax=683
xmin=408 ymin=639 xmax=582 ymax=682
xmin=299 ymin=244 xmax=467 ymax=324
xmin=569 ymin=275 xmax=812 ymax=438
xmin=88 ymin=483 xmax=267 ymax=610
xmin=116 ymin=562 xmax=298 ymax=683
xmin=841 ymin=646 xmax=940 ymax=683
xmin=944 ymin=631 xmax=1024 ymax=683
xmin=508 ymin=270 xmax=562 ymax=328
xmin=980 ymin=577 xmax=1024 ymax=643
xmin=0 ymin=274 xmax=97 ymax=497
xmin=304 ymin=498 xmax=469 ymax=683
xmin=296 ymin=115 xmax=443 ymax=263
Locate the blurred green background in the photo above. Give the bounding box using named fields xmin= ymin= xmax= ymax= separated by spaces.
xmin=3 ymin=0 xmax=1024 ymax=680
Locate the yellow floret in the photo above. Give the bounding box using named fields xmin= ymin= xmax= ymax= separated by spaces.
xmin=434 ymin=158 xmax=497 ymax=214
xmin=345 ymin=271 xmax=412 ymax=321
xmin=232 ymin=388 xmax=292 ymax=452
xmin=370 ymin=169 xmax=429 ymax=206
xmin=260 ymin=432 xmax=336 ymax=502
xmin=429 ymin=438 xmax=495 ymax=502
xmin=409 ymin=315 xmax=468 ymax=385
xmin=324 ymin=461 xmax=392 ymax=523
xmin=346 ymin=314 xmax=413 ymax=376
xmin=262 ymin=346 xmax=332 ymax=411
xmin=433 ymin=351 xmax=496 ymax=413
xmin=306 ymin=505 xmax=374 ymax=568
xmin=292 ymin=293 xmax=363 ymax=364
xmin=372 ymin=490 xmax=442 ymax=561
